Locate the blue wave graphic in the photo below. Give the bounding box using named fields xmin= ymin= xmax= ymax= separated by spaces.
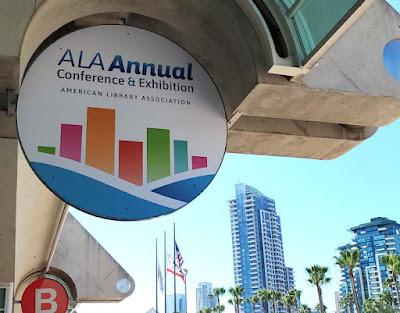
xmin=152 ymin=175 xmax=215 ymax=202
xmin=31 ymin=162 xmax=174 ymax=221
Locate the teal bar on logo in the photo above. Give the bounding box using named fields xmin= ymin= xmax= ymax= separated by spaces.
xmin=147 ymin=128 xmax=170 ymax=182
xmin=174 ymin=140 xmax=188 ymax=174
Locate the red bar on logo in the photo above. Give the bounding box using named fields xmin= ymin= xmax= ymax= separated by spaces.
xmin=192 ymin=156 xmax=208 ymax=170
xmin=119 ymin=141 xmax=143 ymax=186
xmin=60 ymin=124 xmax=82 ymax=162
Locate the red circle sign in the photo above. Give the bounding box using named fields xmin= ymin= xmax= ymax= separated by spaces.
xmin=21 ymin=278 xmax=69 ymax=313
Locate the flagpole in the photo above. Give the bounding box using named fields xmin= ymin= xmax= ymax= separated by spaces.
xmin=184 ymin=269 xmax=188 ymax=313
xmin=164 ymin=231 xmax=167 ymax=313
xmin=173 ymin=223 xmax=177 ymax=313
xmin=156 ymin=238 xmax=158 ymax=313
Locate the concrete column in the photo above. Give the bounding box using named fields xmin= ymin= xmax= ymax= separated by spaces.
xmin=0 ymin=137 xmax=18 ymax=283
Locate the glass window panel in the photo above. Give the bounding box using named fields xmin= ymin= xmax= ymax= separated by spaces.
xmin=0 ymin=288 xmax=5 ymax=309
xmin=296 ymin=0 xmax=358 ymax=52
xmin=273 ymin=0 xmax=365 ymax=61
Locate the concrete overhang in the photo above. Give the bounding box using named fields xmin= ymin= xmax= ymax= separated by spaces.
xmin=11 ymin=0 xmax=399 ymax=161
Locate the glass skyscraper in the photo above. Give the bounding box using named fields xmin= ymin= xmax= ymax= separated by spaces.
xmin=229 ymin=183 xmax=294 ymax=313
xmin=338 ymin=217 xmax=400 ymax=312
xmin=196 ymin=282 xmax=217 ymax=312
xmin=166 ymin=294 xmax=186 ymax=313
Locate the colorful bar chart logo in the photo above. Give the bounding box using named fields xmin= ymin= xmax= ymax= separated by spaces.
xmin=37 ymin=107 xmax=209 ymax=187
xmin=17 ymin=25 xmax=227 ymax=221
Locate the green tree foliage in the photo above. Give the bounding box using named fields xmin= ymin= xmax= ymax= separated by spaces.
xmin=298 ymin=304 xmax=311 ymax=313
xmin=281 ymin=293 xmax=296 ymax=313
xmin=340 ymin=293 xmax=353 ymax=312
xmin=228 ymin=286 xmax=244 ymax=313
xmin=335 ymin=249 xmax=362 ymax=313
xmin=268 ymin=290 xmax=282 ymax=313
xmin=382 ymin=254 xmax=400 ymax=307
xmin=212 ymin=305 xmax=225 ymax=313
xmin=306 ymin=265 xmax=331 ymax=313
xmin=363 ymin=297 xmax=395 ymax=313
xmin=288 ymin=289 xmax=301 ymax=312
xmin=245 ymin=295 xmax=259 ymax=313
xmin=256 ymin=289 xmax=269 ymax=313
xmin=213 ymin=288 xmax=226 ymax=306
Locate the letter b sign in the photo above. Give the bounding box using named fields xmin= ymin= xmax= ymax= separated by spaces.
xmin=22 ymin=278 xmax=69 ymax=313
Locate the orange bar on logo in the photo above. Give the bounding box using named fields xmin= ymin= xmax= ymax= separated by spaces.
xmin=85 ymin=107 xmax=115 ymax=174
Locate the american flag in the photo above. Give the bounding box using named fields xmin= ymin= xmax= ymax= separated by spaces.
xmin=167 ymin=254 xmax=185 ymax=283
xmin=175 ymin=241 xmax=184 ymax=271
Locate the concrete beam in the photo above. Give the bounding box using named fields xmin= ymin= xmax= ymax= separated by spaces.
xmin=230 ymin=116 xmax=377 ymax=140
xmin=227 ymin=115 xmax=377 ymax=159
xmin=228 ymin=130 xmax=363 ymax=159
xmin=234 ymin=83 xmax=400 ymax=127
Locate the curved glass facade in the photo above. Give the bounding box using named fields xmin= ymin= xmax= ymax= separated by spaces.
xmin=270 ymin=0 xmax=365 ymax=63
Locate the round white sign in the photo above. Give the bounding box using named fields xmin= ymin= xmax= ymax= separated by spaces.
xmin=17 ymin=25 xmax=227 ymax=221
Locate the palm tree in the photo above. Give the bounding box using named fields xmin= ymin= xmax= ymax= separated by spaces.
xmin=228 ymin=286 xmax=244 ymax=313
xmin=299 ymin=305 xmax=311 ymax=313
xmin=200 ymin=308 xmax=213 ymax=313
xmin=335 ymin=249 xmax=362 ymax=313
xmin=213 ymin=288 xmax=226 ymax=306
xmin=288 ymin=289 xmax=301 ymax=312
xmin=246 ymin=295 xmax=259 ymax=313
xmin=380 ymin=289 xmax=394 ymax=307
xmin=268 ymin=290 xmax=282 ymax=313
xmin=213 ymin=305 xmax=225 ymax=313
xmin=298 ymin=304 xmax=311 ymax=313
xmin=363 ymin=298 xmax=377 ymax=313
xmin=306 ymin=265 xmax=331 ymax=313
xmin=382 ymin=254 xmax=400 ymax=307
xmin=363 ymin=297 xmax=395 ymax=313
xmin=314 ymin=304 xmax=327 ymax=313
xmin=281 ymin=293 xmax=296 ymax=313
xmin=340 ymin=293 xmax=353 ymax=313
xmin=256 ymin=289 xmax=269 ymax=313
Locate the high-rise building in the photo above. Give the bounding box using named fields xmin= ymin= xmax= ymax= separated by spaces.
xmin=196 ymin=282 xmax=217 ymax=312
xmin=338 ymin=217 xmax=400 ymax=312
xmin=166 ymin=294 xmax=186 ymax=313
xmin=229 ymin=183 xmax=294 ymax=313
xmin=335 ymin=291 xmax=341 ymax=313
xmin=285 ymin=267 xmax=295 ymax=291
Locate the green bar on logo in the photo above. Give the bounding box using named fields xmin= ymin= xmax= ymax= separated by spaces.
xmin=37 ymin=146 xmax=56 ymax=155
xmin=147 ymin=128 xmax=170 ymax=182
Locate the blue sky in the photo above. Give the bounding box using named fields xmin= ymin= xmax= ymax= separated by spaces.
xmin=386 ymin=0 xmax=400 ymax=13
xmin=72 ymin=119 xmax=400 ymax=313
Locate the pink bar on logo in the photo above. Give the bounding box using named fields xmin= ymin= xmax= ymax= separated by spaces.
xmin=60 ymin=124 xmax=83 ymax=162
xmin=192 ymin=156 xmax=208 ymax=170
